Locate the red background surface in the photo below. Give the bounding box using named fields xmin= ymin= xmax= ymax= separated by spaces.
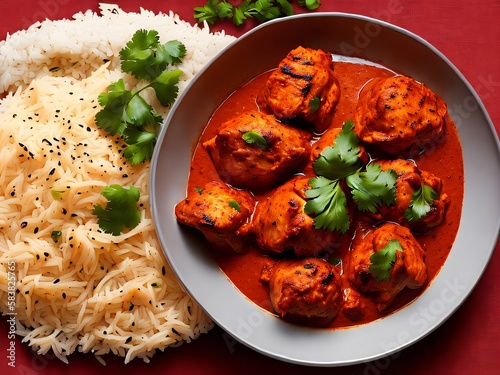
xmin=1 ymin=1 xmax=499 ymax=374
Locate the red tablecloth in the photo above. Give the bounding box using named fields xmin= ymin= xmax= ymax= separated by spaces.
xmin=1 ymin=1 xmax=499 ymax=374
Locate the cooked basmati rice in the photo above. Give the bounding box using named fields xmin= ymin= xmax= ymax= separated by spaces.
xmin=0 ymin=4 xmax=235 ymax=364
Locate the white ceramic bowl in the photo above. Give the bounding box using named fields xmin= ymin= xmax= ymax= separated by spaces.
xmin=150 ymin=13 xmax=500 ymax=366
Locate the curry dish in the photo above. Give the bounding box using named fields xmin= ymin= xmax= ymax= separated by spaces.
xmin=174 ymin=46 xmax=464 ymax=328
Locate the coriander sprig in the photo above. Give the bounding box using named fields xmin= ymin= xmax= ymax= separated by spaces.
xmin=120 ymin=32 xmax=186 ymax=81
xmin=305 ymin=120 xmax=397 ymax=234
xmin=95 ymin=29 xmax=186 ymax=165
xmin=194 ymin=0 xmax=320 ymax=27
xmin=346 ymin=164 xmax=397 ymax=214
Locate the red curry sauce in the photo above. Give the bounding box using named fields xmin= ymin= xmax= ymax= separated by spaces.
xmin=187 ymin=59 xmax=464 ymax=329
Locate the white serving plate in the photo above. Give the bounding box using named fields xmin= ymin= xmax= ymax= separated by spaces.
xmin=150 ymin=13 xmax=500 ymax=366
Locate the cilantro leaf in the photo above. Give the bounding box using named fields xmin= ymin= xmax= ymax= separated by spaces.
xmin=158 ymin=40 xmax=187 ymax=66
xmin=276 ymin=0 xmax=294 ymax=15
xmin=120 ymin=30 xmax=159 ymax=81
xmin=304 ymin=177 xmax=350 ymax=233
xmin=193 ymin=0 xmax=316 ymax=26
xmin=306 ymin=120 xmax=363 ymax=233
xmin=312 ymin=120 xmax=363 ymax=180
xmin=51 ymin=190 xmax=65 ymax=200
xmin=346 ymin=163 xmax=397 ymax=213
xmin=298 ymin=0 xmax=321 ymax=10
xmin=328 ymin=257 xmax=342 ymax=266
xmin=124 ymin=94 xmax=161 ymax=126
xmin=122 ymin=29 xmax=159 ymax=55
xmin=120 ymin=30 xmax=160 ymax=80
xmin=95 ymin=106 xmax=127 ymax=136
xmin=252 ymin=0 xmax=282 ymax=22
xmin=216 ymin=1 xmax=234 ymax=19
xmin=242 ymin=131 xmax=269 ymax=150
xmin=96 ymin=81 xmax=162 ymax=165
xmin=51 ymin=230 xmax=62 ymax=243
xmin=120 ymin=30 xmax=186 ymax=81
xmin=309 ymin=96 xmax=320 ymax=112
xmin=122 ymin=127 xmax=157 ymax=165
xmin=96 ymin=79 xmax=131 ymax=135
xmin=404 ymin=184 xmax=439 ymax=222
xmin=150 ymin=69 xmax=183 ymax=107
xmin=92 ymin=185 xmax=142 ymax=235
xmin=194 ymin=0 xmax=223 ymax=24
xmin=369 ymin=239 xmax=403 ymax=281
xmin=97 ymin=79 xmax=129 ymax=107
xmin=229 ymin=200 xmax=241 ymax=212
xmin=233 ymin=0 xmax=252 ymax=25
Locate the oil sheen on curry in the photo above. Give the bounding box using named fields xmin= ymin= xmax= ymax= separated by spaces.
xmin=175 ymin=46 xmax=464 ymax=329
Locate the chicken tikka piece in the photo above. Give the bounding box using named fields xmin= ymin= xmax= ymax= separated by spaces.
xmin=355 ymin=76 xmax=447 ymax=155
xmin=262 ymin=257 xmax=343 ymax=322
xmin=174 ymin=181 xmax=255 ymax=254
xmin=368 ymin=159 xmax=449 ymax=234
xmin=203 ymin=111 xmax=311 ymax=191
xmin=252 ymin=176 xmax=346 ymax=258
xmin=348 ymin=222 xmax=428 ymax=311
xmin=258 ymin=46 xmax=340 ymax=134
